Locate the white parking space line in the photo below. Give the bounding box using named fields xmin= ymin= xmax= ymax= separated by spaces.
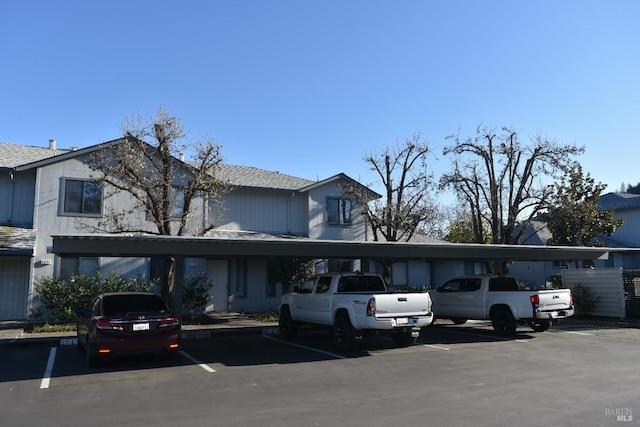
xmin=263 ymin=335 xmax=348 ymax=359
xmin=423 ymin=343 xmax=451 ymax=351
xmin=40 ymin=347 xmax=57 ymax=389
xmin=563 ymin=330 xmax=594 ymax=336
xmin=179 ymin=350 xmax=216 ymax=373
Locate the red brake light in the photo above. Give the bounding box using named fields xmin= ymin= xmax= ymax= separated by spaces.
xmin=159 ymin=317 xmax=180 ymax=328
xmin=97 ymin=318 xmax=123 ymax=330
xmin=366 ymin=298 xmax=376 ymax=316
xmin=530 ymin=295 xmax=540 ymax=308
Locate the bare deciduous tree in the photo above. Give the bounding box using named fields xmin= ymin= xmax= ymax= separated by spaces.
xmin=88 ymin=107 xmax=230 ymax=303
xmin=440 ymin=125 xmax=585 ymax=245
xmin=344 ymin=134 xmax=442 ymax=242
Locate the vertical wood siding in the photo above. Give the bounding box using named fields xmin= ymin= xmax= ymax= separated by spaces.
xmin=562 ymin=268 xmax=626 ymax=318
xmin=307 ymin=183 xmax=367 ymax=241
xmin=0 ymin=258 xmax=30 ymax=320
xmin=0 ymin=170 xmax=37 ymax=227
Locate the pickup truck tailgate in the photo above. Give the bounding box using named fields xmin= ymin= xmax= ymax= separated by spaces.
xmin=372 ymin=293 xmax=431 ymax=317
xmin=538 ymin=290 xmax=572 ymax=310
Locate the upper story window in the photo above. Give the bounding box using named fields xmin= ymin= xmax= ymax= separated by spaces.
xmin=327 ymin=198 xmax=352 ymax=225
xmin=63 ymin=179 xmax=102 ymax=215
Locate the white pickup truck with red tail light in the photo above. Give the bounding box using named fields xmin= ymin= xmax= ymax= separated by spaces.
xmin=278 ymin=272 xmax=434 ymax=350
xmin=430 ymin=274 xmax=574 ymax=335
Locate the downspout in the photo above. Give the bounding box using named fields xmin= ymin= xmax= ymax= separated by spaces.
xmin=7 ymin=170 xmax=15 ymax=223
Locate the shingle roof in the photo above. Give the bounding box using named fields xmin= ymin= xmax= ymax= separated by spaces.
xmin=0 ymin=142 xmax=70 ymax=168
xmin=217 ymin=164 xmax=316 ymax=190
xmin=1 ymin=142 xmax=367 ymax=193
xmin=599 ymin=192 xmax=640 ymax=211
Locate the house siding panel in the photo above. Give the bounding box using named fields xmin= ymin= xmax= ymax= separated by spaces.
xmin=0 ymin=257 xmax=30 ymax=320
xmin=562 ymin=268 xmax=626 ymax=318
xmin=611 ymin=209 xmax=640 ymax=246
xmin=308 ymin=183 xmax=367 ymax=241
xmin=0 ymin=170 xmax=36 ymax=227
xmin=216 ymin=189 xmax=308 ymax=236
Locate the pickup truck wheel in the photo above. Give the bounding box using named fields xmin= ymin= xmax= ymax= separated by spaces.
xmin=451 ymin=317 xmax=468 ymax=325
xmin=332 ymin=315 xmax=357 ymax=351
xmin=530 ymin=320 xmax=551 ymax=332
xmin=278 ymin=308 xmax=298 ymax=339
xmin=391 ymin=331 xmax=417 ymax=347
xmin=491 ymin=308 xmax=517 ymax=336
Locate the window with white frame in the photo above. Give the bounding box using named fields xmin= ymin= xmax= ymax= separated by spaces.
xmin=63 ymin=179 xmax=102 ymax=215
xmin=327 ymin=198 xmax=352 ymax=225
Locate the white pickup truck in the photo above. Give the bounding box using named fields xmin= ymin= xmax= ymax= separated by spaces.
xmin=279 ymin=272 xmax=434 ymax=350
xmin=430 ymin=274 xmax=575 ymax=335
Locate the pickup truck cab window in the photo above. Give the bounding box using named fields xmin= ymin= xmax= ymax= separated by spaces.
xmin=299 ymin=278 xmax=316 ymax=294
xmin=439 ymin=280 xmax=462 ymax=292
xmin=439 ymin=278 xmax=481 ymax=292
xmin=337 ymin=275 xmax=386 ymax=293
xmin=488 ymin=277 xmax=520 ymax=291
xmin=316 ymin=276 xmax=332 ymax=294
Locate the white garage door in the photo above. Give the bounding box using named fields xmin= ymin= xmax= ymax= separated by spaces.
xmin=0 ymin=258 xmax=30 ymax=320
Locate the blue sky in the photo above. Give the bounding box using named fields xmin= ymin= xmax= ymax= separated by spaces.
xmin=2 ymin=1 xmax=638 ymax=203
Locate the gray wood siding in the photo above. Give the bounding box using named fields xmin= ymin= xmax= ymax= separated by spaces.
xmin=0 ymin=169 xmax=36 ymax=227
xmin=215 ymin=188 xmax=308 ymax=236
xmin=611 ymin=208 xmax=640 ymax=246
xmin=562 ymin=268 xmax=626 ymax=318
xmin=227 ymin=258 xmax=279 ymax=313
xmin=0 ymin=257 xmax=30 ymax=319
xmin=308 ymin=182 xmax=367 ymax=241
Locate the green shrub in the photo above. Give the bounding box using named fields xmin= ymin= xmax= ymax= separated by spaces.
xmin=571 ymin=283 xmax=599 ymax=316
xmin=181 ymin=273 xmax=215 ymax=319
xmin=31 ymin=271 xmax=156 ymax=323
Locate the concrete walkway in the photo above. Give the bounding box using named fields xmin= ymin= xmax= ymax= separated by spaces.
xmin=0 ymin=312 xmax=278 ymax=348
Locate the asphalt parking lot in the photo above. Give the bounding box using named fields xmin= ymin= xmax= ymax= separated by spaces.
xmin=1 ymin=321 xmax=639 ymax=427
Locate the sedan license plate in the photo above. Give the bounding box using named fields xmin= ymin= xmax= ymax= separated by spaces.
xmin=133 ymin=322 xmax=150 ymax=331
xmin=396 ymin=317 xmax=408 ymax=326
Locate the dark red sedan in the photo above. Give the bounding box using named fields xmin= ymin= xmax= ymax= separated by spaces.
xmin=76 ymin=292 xmax=181 ymax=367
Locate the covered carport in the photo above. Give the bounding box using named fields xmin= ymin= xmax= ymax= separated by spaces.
xmin=51 ymin=233 xmax=612 ymax=313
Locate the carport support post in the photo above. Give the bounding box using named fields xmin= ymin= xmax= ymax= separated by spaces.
xmin=173 ymin=256 xmax=184 ymax=320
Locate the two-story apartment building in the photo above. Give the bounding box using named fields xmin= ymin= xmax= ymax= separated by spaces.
xmin=0 ymin=139 xmax=379 ymax=320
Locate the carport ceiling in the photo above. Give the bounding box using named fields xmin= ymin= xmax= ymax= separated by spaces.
xmin=51 ymin=234 xmax=611 ymax=261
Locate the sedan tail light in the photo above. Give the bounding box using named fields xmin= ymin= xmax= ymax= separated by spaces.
xmin=97 ymin=318 xmax=124 ymax=330
xmin=159 ymin=317 xmax=180 ymax=328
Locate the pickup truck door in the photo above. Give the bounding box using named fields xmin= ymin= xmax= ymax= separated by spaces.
xmin=307 ymin=276 xmax=334 ymax=325
xmin=433 ymin=278 xmax=463 ymax=316
xmin=454 ymin=278 xmax=484 ymax=318
xmin=434 ymin=278 xmax=484 ymax=318
xmin=294 ymin=277 xmax=318 ymax=320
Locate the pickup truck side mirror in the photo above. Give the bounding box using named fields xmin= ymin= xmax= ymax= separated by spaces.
xmin=290 ymin=284 xmax=300 ymax=293
xmin=435 ymin=286 xmax=443 ymax=292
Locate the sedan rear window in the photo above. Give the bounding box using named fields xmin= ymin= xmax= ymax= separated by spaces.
xmin=103 ymin=294 xmax=168 ymax=315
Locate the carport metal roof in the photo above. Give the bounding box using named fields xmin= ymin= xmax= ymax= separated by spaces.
xmin=51 ymin=234 xmax=613 ymax=261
